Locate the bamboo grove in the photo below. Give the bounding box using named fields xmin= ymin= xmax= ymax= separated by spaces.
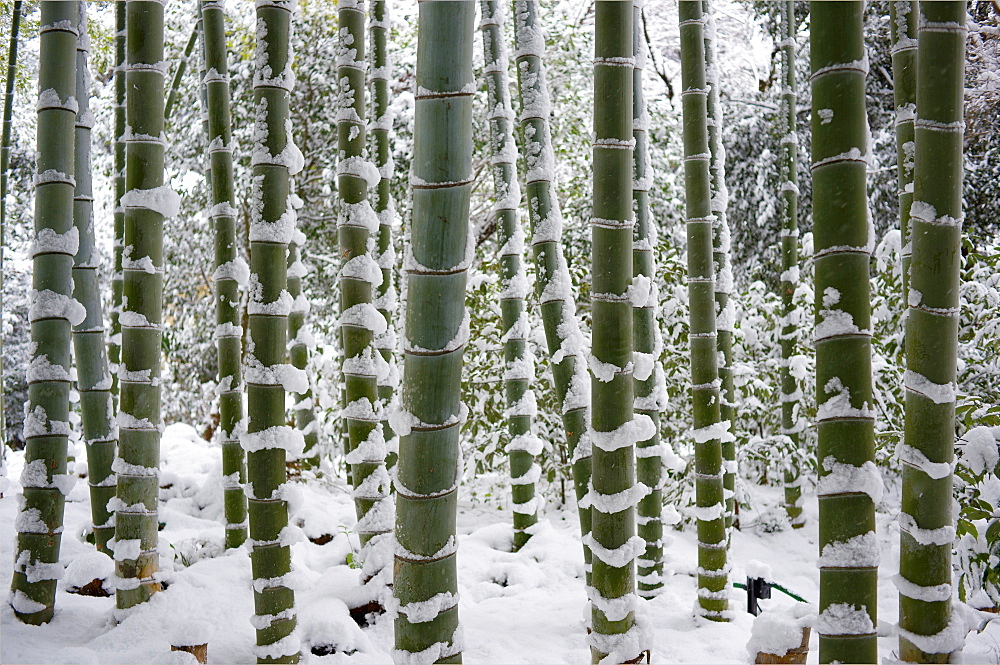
xmin=0 ymin=1 xmax=988 ymax=664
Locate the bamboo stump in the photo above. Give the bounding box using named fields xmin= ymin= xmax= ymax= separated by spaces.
xmin=170 ymin=644 xmax=207 ymax=664
xmin=755 ymin=627 xmax=810 ymax=664
xmin=747 ymin=606 xmax=814 ymax=665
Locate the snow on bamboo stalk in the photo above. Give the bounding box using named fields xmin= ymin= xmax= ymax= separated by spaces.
xmin=890 ymin=0 xmax=917 ymax=312
xmin=9 ymin=1 xmax=80 ymax=625
xmin=202 ymin=0 xmax=248 ymax=550
xmin=778 ymin=0 xmax=805 ymax=529
xmin=589 ymin=4 xmax=650 ymax=663
xmin=512 ymin=0 xmax=593 ymax=581
xmin=245 ymin=1 xmax=304 ymax=661
xmin=115 ymin=0 xmax=175 ymax=615
xmin=481 ymin=0 xmax=539 ymax=552
xmin=110 ymin=0 xmax=125 ymax=406
xmin=71 ymin=1 xmax=117 ymax=557
xmin=631 ymin=0 xmax=669 ymax=599
xmin=810 ymin=4 xmax=879 ymax=662
xmin=391 ymin=2 xmax=473 ymax=661
xmin=337 ymin=0 xmax=392 ymax=589
xmin=897 ymin=4 xmax=967 ymax=662
xmin=287 ymin=224 xmax=320 ymax=472
xmin=369 ymin=0 xmax=400 ymax=472
xmin=678 ymin=0 xmax=730 ymax=622
xmin=703 ymin=0 xmax=736 ymax=533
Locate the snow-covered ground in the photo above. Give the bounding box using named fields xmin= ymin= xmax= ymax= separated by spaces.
xmin=2 ymin=424 xmax=1000 ymax=664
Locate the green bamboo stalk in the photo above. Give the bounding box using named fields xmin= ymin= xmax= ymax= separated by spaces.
xmin=890 ymin=0 xmax=917 ymax=312
xmin=703 ymin=0 xmax=736 ymax=533
xmin=0 ymin=0 xmax=23 ymax=455
xmin=201 ymin=0 xmax=248 ymax=550
xmin=164 ymin=23 xmax=200 ymax=122
xmin=811 ymin=3 xmax=878 ymax=662
xmin=9 ymin=0 xmax=79 ymax=625
xmin=369 ymin=0 xmax=399 ymax=472
xmin=480 ymin=0 xmax=538 ymax=552
xmin=71 ymin=1 xmax=117 ymax=557
xmin=589 ymin=3 xmax=646 ymax=662
xmin=679 ymin=0 xmax=729 ymax=622
xmin=246 ymin=2 xmax=302 ymax=661
xmin=512 ymin=0 xmax=593 ymax=581
xmin=115 ymin=0 xmax=173 ymax=615
xmin=110 ymin=0 xmax=126 ymax=405
xmin=778 ymin=0 xmax=804 ymax=529
xmin=287 ymin=234 xmax=319 ymax=472
xmin=631 ymin=0 xmax=666 ymax=600
xmin=898 ymin=4 xmax=966 ymax=662
xmin=337 ymin=0 xmax=392 ymax=587
xmin=392 ymin=2 xmax=474 ymax=661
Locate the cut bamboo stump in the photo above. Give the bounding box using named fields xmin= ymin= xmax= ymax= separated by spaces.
xmin=755 ymin=627 xmax=810 ymax=664
xmin=170 ymin=643 xmax=207 ymax=664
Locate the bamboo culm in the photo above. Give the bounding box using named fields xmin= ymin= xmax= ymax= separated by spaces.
xmin=369 ymin=0 xmax=400 ymax=472
xmin=898 ymin=3 xmax=966 ymax=662
xmin=631 ymin=0 xmax=670 ymax=599
xmin=164 ymin=23 xmax=200 ymax=122
xmin=778 ymin=0 xmax=805 ymax=529
xmin=337 ymin=0 xmax=393 ymax=589
xmin=201 ymin=0 xmax=248 ymax=550
xmin=110 ymin=0 xmax=126 ymax=406
xmin=287 ymin=234 xmax=320 ymax=472
xmin=679 ymin=0 xmax=730 ymax=622
xmin=71 ymin=1 xmax=118 ymax=557
xmin=9 ymin=0 xmax=79 ymax=626
xmin=246 ymin=1 xmax=301 ymax=660
xmin=810 ymin=3 xmax=878 ymax=662
xmin=890 ymin=0 xmax=917 ymax=314
xmin=480 ymin=0 xmax=539 ymax=552
xmin=512 ymin=0 xmax=593 ymax=582
xmin=392 ymin=2 xmax=474 ymax=661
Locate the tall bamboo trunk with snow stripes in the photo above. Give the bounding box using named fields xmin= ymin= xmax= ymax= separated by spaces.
xmin=631 ymin=0 xmax=667 ymax=599
xmin=589 ymin=4 xmax=648 ymax=662
xmin=898 ymin=5 xmax=966 ymax=662
xmin=202 ymin=0 xmax=247 ymax=550
xmin=337 ymin=0 xmax=392 ymax=587
xmin=369 ymin=0 xmax=399 ymax=472
xmin=1 ymin=2 xmax=23 ymax=446
xmin=246 ymin=1 xmax=302 ymax=661
xmin=115 ymin=0 xmax=173 ymax=615
xmin=778 ymin=0 xmax=804 ymax=529
xmin=512 ymin=0 xmax=593 ymax=581
xmin=286 ymin=233 xmax=319 ymax=471
xmin=481 ymin=0 xmax=538 ymax=552
xmin=891 ymin=0 xmax=917 ymax=312
xmin=9 ymin=1 xmax=79 ymax=626
xmin=392 ymin=3 xmax=474 ymax=661
xmin=811 ymin=4 xmax=878 ymax=663
xmin=71 ymin=1 xmax=117 ymax=557
xmin=110 ymin=0 xmax=125 ymax=406
xmin=679 ymin=0 xmax=729 ymax=622
xmin=703 ymin=0 xmax=736 ymax=532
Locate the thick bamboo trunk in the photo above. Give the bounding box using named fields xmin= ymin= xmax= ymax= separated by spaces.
xmin=110 ymin=1 xmax=126 ymax=406
xmin=891 ymin=1 xmax=918 ymax=315
xmin=778 ymin=0 xmax=804 ymax=529
xmin=392 ymin=3 xmax=474 ymax=661
xmin=337 ymin=0 xmax=392 ymax=587
xmin=631 ymin=0 xmax=666 ymax=600
xmin=71 ymin=1 xmax=117 ymax=557
xmin=480 ymin=0 xmax=538 ymax=552
xmin=370 ymin=0 xmax=400 ymax=473
xmin=898 ymin=4 xmax=967 ymax=662
xmin=9 ymin=0 xmax=79 ymax=626
xmin=810 ymin=4 xmax=878 ymax=662
xmin=703 ymin=0 xmax=737 ymax=533
xmin=201 ymin=0 xmax=248 ymax=550
xmin=115 ymin=0 xmax=173 ymax=615
xmin=512 ymin=0 xmax=593 ymax=581
xmin=246 ymin=1 xmax=301 ymax=661
xmin=679 ymin=0 xmax=730 ymax=622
